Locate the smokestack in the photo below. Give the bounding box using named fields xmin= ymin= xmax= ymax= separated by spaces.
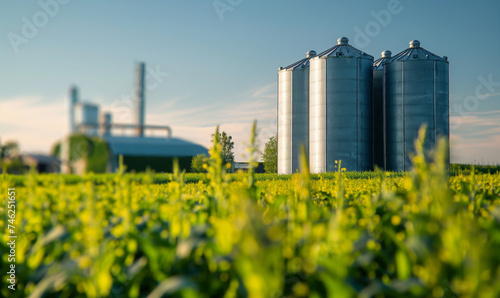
xmin=69 ymin=86 xmax=78 ymax=133
xmin=135 ymin=62 xmax=146 ymax=137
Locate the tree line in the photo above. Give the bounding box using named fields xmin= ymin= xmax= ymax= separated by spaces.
xmin=191 ymin=131 xmax=277 ymax=173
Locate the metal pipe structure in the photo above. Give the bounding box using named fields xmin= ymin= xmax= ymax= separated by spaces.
xmin=384 ymin=40 xmax=449 ymax=171
xmin=77 ymin=122 xmax=172 ymax=139
xmin=135 ymin=62 xmax=146 ymax=137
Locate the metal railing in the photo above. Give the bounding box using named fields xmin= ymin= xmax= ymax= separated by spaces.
xmin=76 ymin=123 xmax=172 ymax=138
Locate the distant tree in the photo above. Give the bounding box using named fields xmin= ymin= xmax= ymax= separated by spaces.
xmin=0 ymin=141 xmax=24 ymax=174
xmin=191 ymin=154 xmax=208 ymax=173
xmin=262 ymin=136 xmax=277 ymax=173
xmin=211 ymin=131 xmax=234 ymax=166
xmin=51 ymin=142 xmax=61 ymax=157
xmin=1 ymin=141 xmax=20 ymax=158
xmin=3 ymin=159 xmax=25 ymax=174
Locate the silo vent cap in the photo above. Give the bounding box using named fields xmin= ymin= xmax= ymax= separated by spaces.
xmin=337 ymin=37 xmax=349 ymax=45
xmin=381 ymin=50 xmax=392 ymax=58
xmin=307 ymin=50 xmax=317 ymax=58
xmin=409 ymin=40 xmax=421 ymax=48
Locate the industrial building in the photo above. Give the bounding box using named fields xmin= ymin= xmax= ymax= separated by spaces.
xmin=277 ymin=37 xmax=449 ymax=173
xmin=61 ymin=62 xmax=208 ymax=174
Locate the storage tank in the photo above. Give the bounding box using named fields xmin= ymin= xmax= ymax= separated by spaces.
xmin=309 ymin=37 xmax=374 ymax=173
xmin=277 ymin=50 xmax=316 ymax=174
xmin=373 ymin=50 xmax=392 ymax=170
xmin=74 ymin=102 xmax=99 ymax=136
xmin=385 ymin=40 xmax=449 ymax=171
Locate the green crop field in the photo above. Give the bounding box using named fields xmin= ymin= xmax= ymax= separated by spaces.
xmin=1 ymin=129 xmax=499 ymax=298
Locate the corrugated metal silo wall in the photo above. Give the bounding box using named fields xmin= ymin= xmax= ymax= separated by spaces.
xmin=373 ymin=68 xmax=385 ymax=169
xmin=309 ymin=58 xmax=327 ymax=173
xmin=310 ymin=57 xmax=373 ymax=173
xmin=278 ymin=70 xmax=292 ymax=174
xmin=291 ymin=67 xmax=309 ymax=173
xmin=278 ymin=67 xmax=310 ymax=174
xmin=385 ymin=60 xmax=449 ymax=171
xmin=435 ymin=60 xmax=450 ymax=165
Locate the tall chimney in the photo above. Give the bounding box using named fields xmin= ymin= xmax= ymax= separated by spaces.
xmin=69 ymin=86 xmax=78 ymax=133
xmin=135 ymin=62 xmax=146 ymax=137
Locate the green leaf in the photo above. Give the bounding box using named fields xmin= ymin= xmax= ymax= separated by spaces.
xmin=396 ymin=250 xmax=411 ymax=280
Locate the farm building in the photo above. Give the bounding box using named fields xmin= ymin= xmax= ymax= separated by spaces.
xmin=103 ymin=136 xmax=207 ymax=172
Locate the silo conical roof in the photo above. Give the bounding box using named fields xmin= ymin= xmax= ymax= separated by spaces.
xmin=317 ymin=37 xmax=374 ymax=59
xmin=388 ymin=40 xmax=448 ymax=62
xmin=281 ymin=50 xmax=317 ymax=70
xmin=373 ymin=50 xmax=392 ymax=70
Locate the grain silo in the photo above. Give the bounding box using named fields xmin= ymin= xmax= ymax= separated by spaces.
xmin=278 ymin=50 xmax=316 ymax=174
xmin=309 ymin=37 xmax=373 ymax=173
xmin=384 ymin=40 xmax=449 ymax=171
xmin=373 ymin=50 xmax=392 ymax=170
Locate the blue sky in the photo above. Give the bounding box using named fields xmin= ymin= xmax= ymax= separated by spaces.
xmin=0 ymin=0 xmax=499 ymax=164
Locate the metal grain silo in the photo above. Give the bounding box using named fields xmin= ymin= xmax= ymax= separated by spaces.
xmin=278 ymin=50 xmax=316 ymax=174
xmin=373 ymin=50 xmax=392 ymax=170
xmin=309 ymin=37 xmax=373 ymax=173
xmin=385 ymin=40 xmax=449 ymax=171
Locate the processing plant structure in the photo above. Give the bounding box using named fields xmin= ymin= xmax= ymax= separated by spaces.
xmin=62 ymin=62 xmax=208 ymax=174
xmin=277 ymin=37 xmax=449 ymax=174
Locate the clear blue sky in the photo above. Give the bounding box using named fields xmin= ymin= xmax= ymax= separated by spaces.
xmin=1 ymin=0 xmax=499 ymax=164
